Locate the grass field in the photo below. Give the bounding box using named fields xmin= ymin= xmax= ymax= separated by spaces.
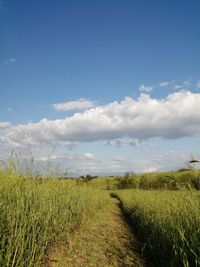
xmin=112 ymin=189 xmax=200 ymax=267
xmin=1 ymin=158 xmax=200 ymax=266
xmin=0 ymin=173 xmax=109 ymax=267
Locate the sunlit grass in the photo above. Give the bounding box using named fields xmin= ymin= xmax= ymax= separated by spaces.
xmin=0 ymin=170 xmax=109 ymax=266
xmin=113 ymin=190 xmax=200 ymax=267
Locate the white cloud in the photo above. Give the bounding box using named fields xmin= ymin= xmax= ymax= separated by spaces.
xmin=196 ymin=80 xmax=200 ymax=89
xmin=174 ymin=84 xmax=183 ymax=90
xmin=0 ymin=122 xmax=11 ymax=129
xmin=1 ymin=91 xmax=200 ymax=148
xmin=84 ymin=153 xmax=94 ymax=159
xmin=138 ymin=84 xmax=153 ymax=94
xmin=64 ymin=153 xmax=135 ymax=176
xmin=159 ymin=81 xmax=171 ymax=87
xmin=4 ymin=58 xmax=16 ymax=64
xmin=159 ymin=80 xmax=191 ymax=90
xmin=174 ymin=80 xmax=191 ymax=90
xmin=0 ymin=141 xmax=194 ymax=176
xmin=182 ymin=80 xmax=191 ymax=87
xmin=53 ymin=98 xmax=94 ymax=111
xmin=64 ymin=150 xmax=189 ymax=176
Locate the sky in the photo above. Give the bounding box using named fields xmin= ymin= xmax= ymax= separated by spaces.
xmin=0 ymin=0 xmax=200 ymax=176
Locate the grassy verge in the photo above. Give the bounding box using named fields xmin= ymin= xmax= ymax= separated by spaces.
xmin=112 ymin=190 xmax=200 ymax=267
xmin=0 ymin=174 xmax=109 ymax=267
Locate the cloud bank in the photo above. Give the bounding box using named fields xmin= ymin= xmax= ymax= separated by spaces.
xmin=1 ymin=91 xmax=200 ymax=147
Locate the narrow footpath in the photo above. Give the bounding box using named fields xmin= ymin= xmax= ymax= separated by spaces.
xmin=45 ymin=197 xmax=145 ymax=267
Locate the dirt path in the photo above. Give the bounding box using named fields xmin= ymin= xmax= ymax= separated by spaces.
xmin=45 ymin=197 xmax=145 ymax=267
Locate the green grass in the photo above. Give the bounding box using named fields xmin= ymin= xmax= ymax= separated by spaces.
xmin=112 ymin=189 xmax=200 ymax=267
xmin=0 ymin=174 xmax=109 ymax=267
xmin=87 ymin=176 xmax=119 ymax=190
xmin=1 ymin=155 xmax=200 ymax=266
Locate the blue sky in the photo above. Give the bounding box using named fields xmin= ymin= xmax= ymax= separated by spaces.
xmin=0 ymin=0 xmax=200 ymax=175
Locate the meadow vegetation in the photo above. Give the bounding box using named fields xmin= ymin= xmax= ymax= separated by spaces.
xmin=112 ymin=190 xmax=200 ymax=267
xmin=0 ymin=165 xmax=109 ymax=267
xmin=0 ymin=154 xmax=200 ymax=266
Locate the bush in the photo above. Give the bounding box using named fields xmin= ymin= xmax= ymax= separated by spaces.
xmin=117 ymin=172 xmax=138 ymax=189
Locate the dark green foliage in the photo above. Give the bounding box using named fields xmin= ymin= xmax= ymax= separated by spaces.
xmin=79 ymin=174 xmax=98 ymax=182
xmin=139 ymin=175 xmax=149 ymax=189
xmin=117 ymin=172 xmax=138 ymax=189
xmin=191 ymin=173 xmax=200 ymax=190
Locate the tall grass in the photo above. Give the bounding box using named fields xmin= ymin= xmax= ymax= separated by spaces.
xmin=113 ymin=190 xmax=200 ymax=267
xmin=0 ymin=172 xmax=109 ymax=266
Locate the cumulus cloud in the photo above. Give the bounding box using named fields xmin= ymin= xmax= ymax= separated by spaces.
xmin=53 ymin=98 xmax=94 ymax=111
xmin=138 ymin=84 xmax=153 ymax=94
xmin=0 ymin=122 xmax=11 ymax=129
xmin=1 ymin=91 xmax=200 ymax=148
